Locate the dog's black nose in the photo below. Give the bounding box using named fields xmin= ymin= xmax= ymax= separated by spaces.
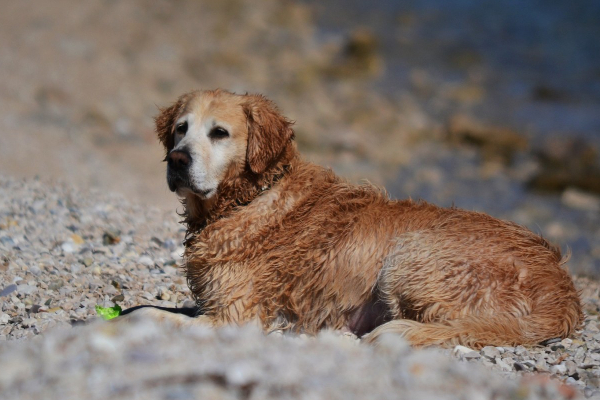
xmin=167 ymin=150 xmax=191 ymax=169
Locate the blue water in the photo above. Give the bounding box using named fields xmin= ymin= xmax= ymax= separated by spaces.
xmin=306 ymin=0 xmax=600 ymax=145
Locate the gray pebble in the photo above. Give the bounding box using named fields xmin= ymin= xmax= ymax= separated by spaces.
xmin=49 ymin=279 xmax=64 ymax=291
xmin=535 ymin=357 xmax=549 ymax=372
xmin=17 ymin=284 xmax=37 ymax=295
xmin=0 ymin=284 xmax=17 ymax=297
xmin=464 ymin=351 xmax=481 ymax=360
xmin=481 ymin=346 xmax=501 ymax=359
xmin=550 ymin=363 xmax=567 ymax=375
xmin=138 ymin=255 xmax=154 ymax=267
xmin=21 ymin=317 xmax=37 ymax=328
xmin=29 ymin=265 xmax=41 ymax=276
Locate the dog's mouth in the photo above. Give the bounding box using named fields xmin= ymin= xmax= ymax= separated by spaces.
xmin=178 ymin=186 xmax=214 ymax=198
xmin=168 ymin=176 xmax=214 ymax=199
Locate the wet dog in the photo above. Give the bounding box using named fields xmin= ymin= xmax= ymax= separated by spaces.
xmin=120 ymin=89 xmax=582 ymax=347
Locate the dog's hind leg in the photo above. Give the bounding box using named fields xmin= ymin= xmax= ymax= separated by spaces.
xmin=364 ymin=231 xmax=582 ymax=348
xmin=362 ymin=315 xmax=524 ymax=348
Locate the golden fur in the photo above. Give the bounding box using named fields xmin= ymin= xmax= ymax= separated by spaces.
xmin=143 ymin=89 xmax=582 ymax=348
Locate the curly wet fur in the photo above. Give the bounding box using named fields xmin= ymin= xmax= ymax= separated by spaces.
xmin=155 ymin=89 xmax=583 ymax=348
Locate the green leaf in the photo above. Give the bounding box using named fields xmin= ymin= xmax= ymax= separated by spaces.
xmin=95 ymin=304 xmax=122 ymax=320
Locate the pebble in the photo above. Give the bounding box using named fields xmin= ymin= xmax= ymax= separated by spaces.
xmin=0 ymin=284 xmax=17 ymax=297
xmin=453 ymin=345 xmax=475 ymax=357
xmin=495 ymin=357 xmax=512 ymax=372
xmin=138 ymin=255 xmax=154 ymax=267
xmin=48 ymin=279 xmax=64 ymax=291
xmin=562 ymin=188 xmax=600 ymax=212
xmin=481 ymin=346 xmax=501 ymax=359
xmin=17 ymin=284 xmax=37 ymax=295
xmin=551 ymin=364 xmax=568 ymax=375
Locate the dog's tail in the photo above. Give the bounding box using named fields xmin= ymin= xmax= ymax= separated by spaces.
xmin=362 ymin=303 xmax=583 ymax=348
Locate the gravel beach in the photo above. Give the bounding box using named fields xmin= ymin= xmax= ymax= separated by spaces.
xmin=2 ymin=175 xmax=600 ymax=399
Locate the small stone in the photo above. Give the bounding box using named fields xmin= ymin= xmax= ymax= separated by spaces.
xmin=17 ymin=284 xmax=37 ymax=295
xmin=481 ymin=346 xmax=501 ymax=359
xmin=0 ymin=313 xmax=10 ymax=324
xmin=164 ymin=266 xmax=178 ymax=275
xmin=0 ymin=236 xmax=15 ymax=247
xmin=513 ymin=362 xmax=525 ymax=371
xmin=463 ymin=351 xmax=481 ymax=360
xmin=182 ymin=300 xmax=196 ymax=309
xmin=21 ymin=317 xmax=37 ymax=328
xmin=561 ymin=188 xmax=600 ymax=212
xmin=28 ymin=305 xmax=42 ymax=314
xmin=494 ymin=358 xmax=512 ymax=372
xmin=565 ymin=377 xmax=578 ymax=385
xmin=111 ymin=294 xmax=124 ymax=302
xmin=61 ymin=241 xmax=76 ymax=253
xmin=71 ymin=234 xmax=85 ymax=245
xmin=48 ymin=279 xmax=64 ymax=291
xmin=550 ymin=363 xmax=567 ymax=375
xmin=82 ymin=257 xmax=94 ymax=267
xmin=103 ymin=229 xmax=121 ymax=245
xmin=453 ymin=345 xmax=475 ymax=357
xmin=163 ymin=238 xmax=177 ymax=250
xmin=522 ymin=360 xmax=536 ymax=369
xmin=565 ymin=360 xmax=578 ymax=376
xmin=561 ymin=338 xmax=573 ymax=348
xmin=143 ymin=292 xmax=155 ymax=300
xmin=138 ymin=256 xmax=154 ymax=267
xmin=584 ymin=387 xmax=596 ymax=398
xmin=515 ymin=345 xmax=529 ymax=357
xmin=160 ymin=292 xmax=171 ymax=301
xmin=535 ymin=357 xmax=549 ymax=372
xmin=171 ymin=248 xmax=184 ymax=260
xmin=0 ymin=284 xmax=17 ymax=297
xmin=70 ymin=264 xmax=82 ymax=274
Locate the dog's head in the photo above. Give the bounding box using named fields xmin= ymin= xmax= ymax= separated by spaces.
xmin=155 ymin=90 xmax=294 ymax=199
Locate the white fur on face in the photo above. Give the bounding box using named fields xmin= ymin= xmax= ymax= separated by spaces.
xmin=171 ymin=101 xmax=247 ymax=199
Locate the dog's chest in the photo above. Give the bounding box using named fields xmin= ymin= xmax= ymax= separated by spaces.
xmin=186 ymin=192 xmax=394 ymax=316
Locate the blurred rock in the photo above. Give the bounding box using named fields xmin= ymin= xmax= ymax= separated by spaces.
xmin=447 ymin=115 xmax=528 ymax=164
xmin=322 ymin=29 xmax=384 ymax=78
xmin=562 ymin=189 xmax=600 ymax=212
xmin=528 ymin=138 xmax=600 ymax=195
xmin=531 ymin=85 xmax=571 ymax=102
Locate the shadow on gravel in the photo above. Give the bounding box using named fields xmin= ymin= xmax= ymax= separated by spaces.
xmin=69 ymin=306 xmax=201 ymax=327
xmin=120 ymin=305 xmax=200 ymax=317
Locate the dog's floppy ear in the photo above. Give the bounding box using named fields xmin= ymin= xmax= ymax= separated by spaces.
xmin=243 ymin=94 xmax=294 ymax=174
xmin=155 ymin=95 xmax=188 ymax=153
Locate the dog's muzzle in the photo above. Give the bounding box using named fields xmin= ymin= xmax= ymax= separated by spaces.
xmin=166 ymin=149 xmax=192 ymax=192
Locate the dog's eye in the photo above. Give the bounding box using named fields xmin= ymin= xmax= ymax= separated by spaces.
xmin=209 ymin=127 xmax=229 ymax=140
xmin=176 ymin=121 xmax=188 ymax=135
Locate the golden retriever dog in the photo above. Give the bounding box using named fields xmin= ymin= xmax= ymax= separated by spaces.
xmin=122 ymin=89 xmax=582 ymax=348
